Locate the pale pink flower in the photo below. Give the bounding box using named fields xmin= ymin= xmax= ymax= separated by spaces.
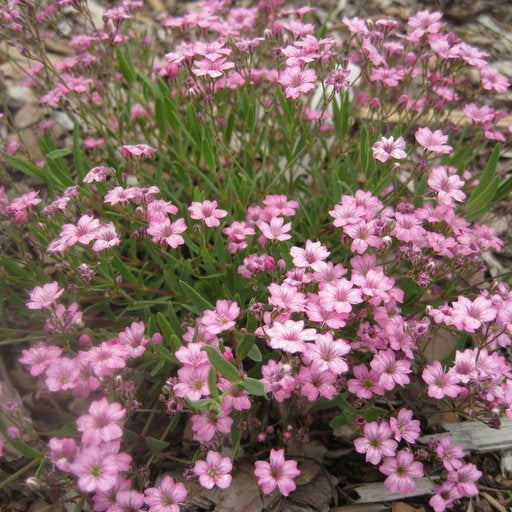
xmin=290 ymin=240 xmax=330 ymax=270
xmin=104 ymin=187 xmax=136 ymax=205
xmin=318 ymin=279 xmax=363 ymax=314
xmin=408 ymin=10 xmax=443 ymax=41
xmin=175 ymin=343 xmax=209 ymax=367
xmin=45 ymin=357 xmax=79 ymax=392
xmin=193 ymin=450 xmax=232 ymax=489
xmin=372 ymin=136 xmax=407 ymax=162
xmin=389 ymin=409 xmax=421 ymax=443
xmin=480 ymin=66 xmax=509 ymax=94
xmin=193 ymin=57 xmax=235 ymax=78
xmin=48 ymin=437 xmax=78 ymax=472
xmin=83 ymin=166 xmax=111 ymax=183
xmin=92 ymin=223 xmax=120 ymax=252
xmin=60 ymin=215 xmax=101 ymax=245
xmin=254 ymin=449 xmax=300 ymax=496
xmin=86 ymin=342 xmax=130 ymax=377
xmin=147 ymin=218 xmax=187 ymax=248
xmin=392 ymin=213 xmax=426 ymax=242
xmin=111 ymin=490 xmax=145 ymax=512
xmin=76 ymin=398 xmax=126 ymax=445
xmin=121 ymin=144 xmax=156 ymax=158
xmin=147 ymin=200 xmax=178 ymax=222
xmin=380 ymin=450 xmax=424 ymax=493
xmin=20 ymin=343 xmax=63 ymax=376
xmin=422 ymin=362 xmax=461 ymax=399
xmin=201 ymin=300 xmax=240 ymax=334
xmin=415 ymin=127 xmax=453 ymax=154
xmin=268 ymin=282 xmax=306 ymax=313
xmin=258 ymin=217 xmax=292 ymax=241
xmin=447 ymin=463 xmax=482 ymax=496
xmin=266 ymin=320 xmax=317 ymax=353
xmin=118 ymin=321 xmax=149 ymax=358
xmin=344 ymin=221 xmax=383 ymax=254
xmin=144 ymin=475 xmax=188 ymax=512
xmin=278 ymin=66 xmax=317 ymax=99
xmin=354 ymin=422 xmax=398 ymax=465
xmin=188 ymin=200 xmax=227 ymax=227
xmin=261 ymin=360 xmax=296 ymax=402
xmin=370 ymin=350 xmax=412 ymax=390
xmin=450 ymin=296 xmax=496 ymax=333
xmin=348 ymin=364 xmax=385 ymax=399
xmin=262 ymin=195 xmax=299 ymax=217
xmin=27 ymin=281 xmax=64 ymax=310
xmin=302 ymin=332 xmax=350 ymax=375
xmin=429 ymin=482 xmax=459 ymax=512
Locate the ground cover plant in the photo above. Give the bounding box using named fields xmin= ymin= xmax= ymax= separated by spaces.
xmin=0 ymin=0 xmax=512 ymax=510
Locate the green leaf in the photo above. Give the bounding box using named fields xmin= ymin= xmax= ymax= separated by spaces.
xmin=242 ymin=377 xmax=266 ymax=396
xmin=208 ymin=367 xmax=220 ymax=398
xmin=465 ymin=175 xmax=500 ymax=220
xmin=72 ymin=123 xmax=87 ymax=180
xmin=116 ymin=47 xmax=136 ymax=86
xmin=145 ymin=436 xmax=170 ymax=452
xmin=201 ymin=346 xmax=240 ymax=382
xmin=3 ymin=154 xmax=46 ymax=181
xmin=231 ymin=423 xmax=241 ymax=460
xmin=360 ymin=125 xmax=370 ymax=175
xmin=470 ymin=143 xmax=500 ymax=198
xmin=247 ymin=344 xmax=262 ymax=362
xmin=179 ymin=280 xmax=213 ymax=311
xmin=46 ymin=148 xmax=71 ymax=160
xmin=187 ymin=398 xmax=213 ymax=411
xmin=157 ymin=312 xmax=181 ymax=352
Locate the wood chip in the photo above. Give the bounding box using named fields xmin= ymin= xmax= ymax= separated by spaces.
xmin=330 ymin=505 xmax=388 ymax=512
xmin=481 ymin=492 xmax=507 ymax=512
xmin=354 ymin=478 xmax=436 ymax=503
xmin=419 ymin=419 xmax=512 ymax=453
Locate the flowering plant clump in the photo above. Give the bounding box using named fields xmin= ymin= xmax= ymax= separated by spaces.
xmin=0 ymin=0 xmax=511 ymax=510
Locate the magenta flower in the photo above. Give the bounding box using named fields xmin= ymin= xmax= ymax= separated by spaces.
xmin=188 ymin=200 xmax=228 ymax=227
xmin=201 ymin=299 xmax=240 ymax=334
xmin=27 ymin=281 xmax=64 ymax=310
xmin=389 ymin=409 xmax=421 ymax=443
xmin=370 ymin=350 xmax=412 ymax=390
xmin=354 ymin=421 xmax=398 ymax=465
xmin=144 ymin=475 xmax=188 ymax=512
xmin=372 ymin=136 xmax=407 ymax=162
xmin=76 ymin=398 xmax=126 ymax=445
xmin=193 ymin=450 xmax=233 ymax=489
xmin=278 ymin=66 xmax=317 ymax=99
xmin=254 ymin=449 xmax=300 ymax=496
xmin=422 ymin=362 xmax=461 ymax=399
xmin=380 ymin=449 xmax=424 ymax=493
xmin=121 ymin=144 xmax=156 ymax=158
xmin=415 ymin=127 xmax=453 ymax=154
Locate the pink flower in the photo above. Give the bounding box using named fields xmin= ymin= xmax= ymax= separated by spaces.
xmin=45 ymin=357 xmax=79 ymax=392
xmin=48 ymin=437 xmax=78 ymax=472
xmin=191 ymin=411 xmax=233 ymax=443
xmin=318 ymin=279 xmax=363 ymax=314
xmin=121 ymin=144 xmax=156 ymax=158
xmin=104 ymin=186 xmax=136 ymax=205
xmin=266 ymin=320 xmax=317 ymax=353
xmin=415 ymin=127 xmax=453 ymax=154
xmin=480 ymin=66 xmax=509 ymax=94
xmin=27 ymin=281 xmax=64 ymax=310
xmin=380 ymin=450 xmax=424 ymax=493
xmin=290 ymin=240 xmax=330 ymax=270
xmin=258 ymin=217 xmax=292 ymax=241
xmin=144 ymin=475 xmax=188 ymax=512
xmin=174 ymin=365 xmax=210 ymax=401
xmin=111 ymin=490 xmax=145 ymax=512
xmin=118 ymin=321 xmax=149 ymax=358
xmin=428 ymin=167 xmax=465 ymax=205
xmin=436 ymin=436 xmax=465 ymax=471
xmin=348 ymin=364 xmax=385 ymax=399
xmin=422 ymin=362 xmax=461 ymax=399
xmin=147 ymin=200 xmax=178 ymax=222
xmin=193 ymin=450 xmax=232 ymax=489
xmin=370 ymin=350 xmax=412 ymax=390
xmin=262 ymin=195 xmax=299 ymax=217
xmin=76 ymin=398 xmax=126 ymax=445
xmin=392 ymin=213 xmax=426 ymax=242
xmin=278 ymin=66 xmax=317 ymax=99
xmin=299 ymin=362 xmax=337 ymax=401
xmin=188 ymin=200 xmax=227 ymax=227
xmin=344 ymin=221 xmax=383 ymax=254
xmin=201 ymin=300 xmax=240 ymax=334
xmin=268 ymin=282 xmax=306 ymax=313
xmin=447 ymin=463 xmax=482 ymax=497
xmin=261 ymin=360 xmax=296 ymax=402
xmin=450 ymin=296 xmax=496 ymax=333
xmin=429 ymin=482 xmax=459 ymax=512
xmin=193 ymin=57 xmax=235 ymax=78
xmin=389 ymin=409 xmax=421 ymax=443
xmin=372 ymin=136 xmax=407 ymax=162
xmin=70 ymin=445 xmax=126 ymax=493
xmin=19 ymin=343 xmax=62 ymax=376
xmin=92 ymin=223 xmax=120 ymax=252
xmin=408 ymin=10 xmax=443 ymax=41
xmin=147 ymin=218 xmax=187 ymax=248
xmin=354 ymin=421 xmax=398 ymax=465
xmin=86 ymin=342 xmax=130 ymax=377
xmin=254 ymin=449 xmax=300 ymax=496
xmin=302 ymin=332 xmax=350 ymax=375
xmin=60 ymin=215 xmax=101 ymax=245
